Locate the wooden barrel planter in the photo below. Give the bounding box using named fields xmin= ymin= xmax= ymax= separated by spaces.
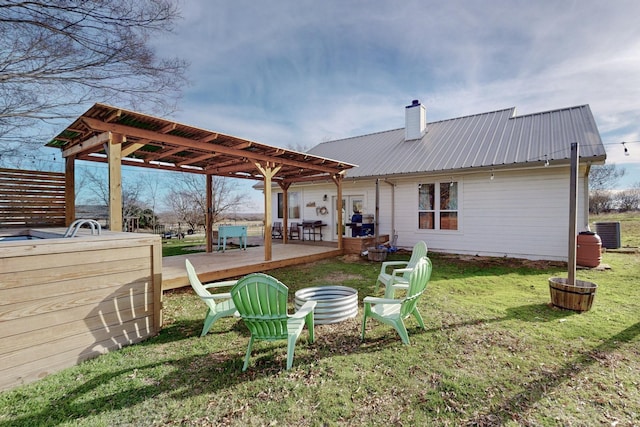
xmin=367 ymin=247 xmax=388 ymax=262
xmin=548 ymin=277 xmax=597 ymax=312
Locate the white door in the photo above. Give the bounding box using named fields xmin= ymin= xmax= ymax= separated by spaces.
xmin=332 ymin=195 xmax=363 ymax=238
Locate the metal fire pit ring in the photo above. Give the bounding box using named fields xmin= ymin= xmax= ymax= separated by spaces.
xmin=294 ymin=285 xmax=358 ymax=324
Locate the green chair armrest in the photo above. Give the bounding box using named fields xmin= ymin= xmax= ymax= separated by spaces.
xmin=200 ymin=292 xmax=232 ymax=300
xmin=290 ymin=300 xmax=317 ymax=319
xmin=390 ymin=267 xmax=412 ymax=278
xmin=381 ymin=261 xmax=408 ymax=274
xmin=363 ymin=296 xmax=402 ymax=305
xmin=204 ymin=280 xmax=238 ymax=289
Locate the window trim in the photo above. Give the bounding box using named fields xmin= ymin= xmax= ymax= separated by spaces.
xmin=277 ymin=192 xmax=301 ymax=219
xmin=417 ymin=180 xmax=460 ymax=231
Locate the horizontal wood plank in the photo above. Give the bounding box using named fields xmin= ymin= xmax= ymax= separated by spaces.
xmin=0 ymin=318 xmax=153 ymax=390
xmin=0 ymin=278 xmax=151 ymax=322
xmin=0 ymin=168 xmax=66 ymax=227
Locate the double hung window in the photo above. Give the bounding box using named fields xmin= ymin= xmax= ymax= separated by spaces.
xmin=418 ymin=182 xmax=458 ymax=230
xmin=277 ymin=192 xmax=301 ymax=219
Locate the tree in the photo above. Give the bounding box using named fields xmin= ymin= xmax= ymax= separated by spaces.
xmin=164 ymin=174 xmax=247 ymax=231
xmin=588 ymin=164 xmax=626 ymax=214
xmin=589 ymin=190 xmax=616 ymax=214
xmin=589 ymin=164 xmax=625 ymax=190
xmin=141 ymin=172 xmax=165 ymax=232
xmin=615 ymin=186 xmax=640 ymax=212
xmin=80 ymin=167 xmax=147 ymax=228
xmin=0 ymin=0 xmax=188 ymax=156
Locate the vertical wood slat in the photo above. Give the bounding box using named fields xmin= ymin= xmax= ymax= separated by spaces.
xmin=0 ymin=168 xmax=66 ymax=227
xmin=107 ymin=132 xmax=123 ymax=231
xmin=65 ymin=157 xmax=75 ymax=226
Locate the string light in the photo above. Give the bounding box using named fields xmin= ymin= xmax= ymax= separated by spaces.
xmin=490 ymin=169 xmax=494 ymax=180
xmin=450 ymin=177 xmax=454 ymax=187
xmin=544 ymin=154 xmax=549 ymax=167
xmin=622 ymin=142 xmax=630 ymax=156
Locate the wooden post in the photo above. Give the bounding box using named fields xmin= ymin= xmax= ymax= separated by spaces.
xmin=332 ymin=174 xmax=344 ymax=250
xmin=279 ymin=182 xmax=291 ymax=243
xmin=568 ymin=142 xmax=579 ymax=286
xmin=256 ymin=162 xmax=281 ymax=261
xmin=107 ymin=132 xmax=123 ymax=231
xmin=151 ymin=236 xmax=163 ymax=332
xmin=206 ymin=174 xmax=213 ymax=253
xmin=374 ymin=178 xmax=380 ymax=245
xmin=64 ymin=156 xmax=75 ymax=226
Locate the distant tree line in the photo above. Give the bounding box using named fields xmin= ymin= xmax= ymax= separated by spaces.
xmin=589 ymin=164 xmax=640 ymax=213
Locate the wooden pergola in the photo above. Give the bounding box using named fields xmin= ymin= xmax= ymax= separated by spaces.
xmin=46 ymin=103 xmax=356 ymax=261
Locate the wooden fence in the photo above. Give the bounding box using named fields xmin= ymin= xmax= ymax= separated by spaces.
xmin=0 ymin=167 xmax=66 ymax=227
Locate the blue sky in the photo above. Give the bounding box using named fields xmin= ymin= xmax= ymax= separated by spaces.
xmin=152 ymin=0 xmax=640 ymax=204
xmin=51 ymin=1 xmax=640 ymax=211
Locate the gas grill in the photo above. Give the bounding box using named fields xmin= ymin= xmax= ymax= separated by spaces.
xmin=346 ymin=213 xmax=374 ymax=237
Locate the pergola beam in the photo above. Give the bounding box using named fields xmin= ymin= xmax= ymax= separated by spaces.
xmin=80 ymin=117 xmax=344 ymax=175
xmin=62 ymin=131 xmax=109 ymax=158
xmin=49 ymin=103 xmax=357 ymax=262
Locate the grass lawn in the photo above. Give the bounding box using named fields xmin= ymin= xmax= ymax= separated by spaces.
xmin=1 ymin=216 xmax=638 ymax=426
xmin=161 ymin=234 xmax=207 ymax=257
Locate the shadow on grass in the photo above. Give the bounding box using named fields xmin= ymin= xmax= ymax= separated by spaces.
xmin=2 ymin=320 xmax=287 ymax=426
xmin=466 ymin=321 xmax=640 ymax=425
xmin=358 ymin=303 xmax=577 ymax=348
xmin=1 ymin=301 xmax=613 ymax=426
xmin=0 ymin=352 xmax=245 ymax=427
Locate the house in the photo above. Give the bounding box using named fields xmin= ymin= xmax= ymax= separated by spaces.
xmin=269 ymin=100 xmax=606 ymax=261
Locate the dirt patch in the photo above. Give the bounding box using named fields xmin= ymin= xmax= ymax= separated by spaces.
xmin=436 ymin=253 xmax=566 ymax=270
xmin=340 ymin=254 xmax=366 ymax=263
xmin=322 ymin=271 xmax=364 ymax=283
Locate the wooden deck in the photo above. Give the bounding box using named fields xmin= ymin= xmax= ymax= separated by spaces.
xmin=162 ymin=241 xmax=342 ymax=291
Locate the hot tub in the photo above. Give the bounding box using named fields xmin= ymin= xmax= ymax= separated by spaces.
xmin=0 ymin=227 xmax=163 ymax=391
xmin=0 ymin=234 xmax=43 ymax=242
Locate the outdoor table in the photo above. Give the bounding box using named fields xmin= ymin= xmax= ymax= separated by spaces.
xmin=301 ymin=221 xmax=326 ymax=241
xmin=217 ymin=225 xmax=247 ymax=252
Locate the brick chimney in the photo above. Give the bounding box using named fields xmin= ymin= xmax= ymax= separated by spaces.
xmin=405 ymin=99 xmax=427 ymax=141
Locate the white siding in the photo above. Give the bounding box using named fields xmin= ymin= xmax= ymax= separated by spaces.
xmin=390 ymin=167 xmax=588 ymax=260
xmin=275 ymin=165 xmax=589 ymax=261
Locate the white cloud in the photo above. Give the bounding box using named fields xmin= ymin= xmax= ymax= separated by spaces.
xmin=152 ymin=0 xmax=640 ymax=192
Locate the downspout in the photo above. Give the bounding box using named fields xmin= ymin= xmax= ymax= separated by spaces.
xmin=383 ymin=179 xmax=396 ymax=242
xmin=584 ymin=162 xmax=592 ymax=231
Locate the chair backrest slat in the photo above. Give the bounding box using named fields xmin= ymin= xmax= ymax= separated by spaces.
xmin=402 ymin=241 xmax=428 ymax=279
xmin=185 ymin=259 xmax=217 ymax=313
xmin=232 ymin=273 xmax=290 ymax=340
xmin=400 ymin=257 xmax=432 ymax=318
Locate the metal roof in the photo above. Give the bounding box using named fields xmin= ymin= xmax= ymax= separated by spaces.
xmin=47 ymin=103 xmax=355 ymax=183
xmin=307 ymin=105 xmax=606 ymax=179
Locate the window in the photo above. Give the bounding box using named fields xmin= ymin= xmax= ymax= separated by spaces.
xmin=277 ymin=192 xmax=301 ymax=219
xmin=418 ymin=182 xmax=458 ymax=230
xmin=418 ymin=184 xmax=435 ymax=229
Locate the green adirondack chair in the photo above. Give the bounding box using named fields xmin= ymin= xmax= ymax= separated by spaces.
xmin=185 ymin=259 xmax=238 ymax=337
xmin=231 ymin=273 xmax=317 ymax=371
xmin=363 ymin=257 xmax=432 ymax=345
xmin=376 ymin=240 xmax=428 ymax=298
